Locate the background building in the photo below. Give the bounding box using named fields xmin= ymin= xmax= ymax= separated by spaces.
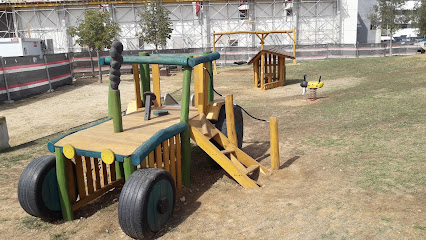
xmin=0 ymin=0 xmax=363 ymax=53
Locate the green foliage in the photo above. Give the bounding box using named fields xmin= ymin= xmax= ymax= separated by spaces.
xmin=414 ymin=225 xmax=426 ymax=230
xmin=369 ymin=0 xmax=410 ymax=34
xmin=1 ymin=154 xmax=32 ymax=168
xmin=138 ymin=1 xmax=173 ymax=50
xmin=21 ymin=216 xmax=52 ymax=230
xmin=413 ymin=0 xmax=426 ymax=36
xmin=67 ymin=9 xmax=120 ymax=51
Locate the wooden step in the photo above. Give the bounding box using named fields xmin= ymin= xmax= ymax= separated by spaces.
xmin=220 ymin=149 xmax=235 ymax=155
xmin=191 ymin=114 xmax=219 ymax=140
xmin=246 ymin=165 xmax=260 ymax=181
xmin=205 ymin=129 xmax=219 ymax=140
xmin=189 ymin=115 xmax=266 ymax=188
xmin=246 ymin=165 xmax=260 ymax=176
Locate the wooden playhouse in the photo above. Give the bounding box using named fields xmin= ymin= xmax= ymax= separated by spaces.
xmin=248 ymin=47 xmax=295 ymax=90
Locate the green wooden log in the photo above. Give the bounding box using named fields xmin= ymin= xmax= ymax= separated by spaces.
xmin=180 ymin=63 xmax=192 ymax=187
xmin=123 ymin=157 xmax=136 ymax=181
xmin=99 ymin=52 xmax=221 ymax=68
xmin=203 ymin=51 xmax=214 ymax=102
xmin=115 ymin=161 xmax=124 ymax=179
xmin=139 ymin=52 xmax=150 ymax=106
xmin=110 ymin=89 xmax=123 ymax=133
xmin=55 ymin=147 xmax=73 ymax=221
xmin=108 ymin=84 xmax=112 ymax=118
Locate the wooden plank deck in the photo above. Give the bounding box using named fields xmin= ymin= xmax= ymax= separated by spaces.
xmin=55 ymin=106 xmax=198 ymax=156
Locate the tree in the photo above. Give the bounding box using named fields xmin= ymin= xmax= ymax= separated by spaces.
xmin=413 ymin=0 xmax=426 ymax=37
xmin=138 ymin=1 xmax=173 ymax=51
xmin=68 ymin=9 xmax=120 ymax=83
xmin=369 ymin=0 xmax=410 ymax=56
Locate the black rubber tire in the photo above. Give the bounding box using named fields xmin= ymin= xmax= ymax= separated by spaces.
xmin=118 ymin=168 xmax=176 ymax=239
xmin=214 ymin=105 xmax=244 ymax=149
xmin=18 ymin=155 xmax=62 ymax=220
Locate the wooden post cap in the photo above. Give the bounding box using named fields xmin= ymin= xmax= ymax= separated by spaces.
xmin=63 ymin=144 xmax=76 ymax=159
xmin=101 ymin=149 xmax=115 ymax=165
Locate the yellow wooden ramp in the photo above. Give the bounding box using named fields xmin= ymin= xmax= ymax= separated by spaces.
xmin=189 ymin=115 xmax=269 ymax=188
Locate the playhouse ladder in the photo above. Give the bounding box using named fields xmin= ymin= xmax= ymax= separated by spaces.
xmin=189 ymin=115 xmax=269 ymax=188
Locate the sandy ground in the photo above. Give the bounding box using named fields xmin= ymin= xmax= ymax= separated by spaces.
xmin=0 ymin=65 xmax=424 ymax=240
xmin=0 ymin=74 xmax=184 ymax=147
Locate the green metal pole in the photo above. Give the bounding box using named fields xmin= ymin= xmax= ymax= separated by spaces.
xmin=203 ymin=51 xmax=214 ymax=103
xmin=55 ymin=147 xmax=73 ymax=221
xmin=139 ymin=52 xmax=150 ymax=106
xmin=110 ymin=89 xmax=123 ymax=133
xmin=123 ymin=157 xmax=136 ymax=181
xmin=180 ymin=62 xmax=192 ymax=187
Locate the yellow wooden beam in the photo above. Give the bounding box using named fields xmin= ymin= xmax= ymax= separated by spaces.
xmin=193 ymin=56 xmax=202 ymax=107
xmin=163 ymin=139 xmax=170 ymax=171
xmin=225 ymin=95 xmax=238 ymax=146
xmin=148 ymin=151 xmax=155 ymax=168
xmin=213 ymin=30 xmax=295 ymax=36
xmin=253 ymin=60 xmax=259 ymax=87
xmin=206 ymin=99 xmax=225 ymax=121
xmin=132 ymin=64 xmax=142 ymax=109
xmin=74 ymin=155 xmax=87 ymax=198
xmin=202 ymin=62 xmax=209 ymax=114
xmin=214 ymin=34 xmax=223 ymax=44
xmin=270 ymin=117 xmax=280 ymax=170
xmin=176 ymin=134 xmax=182 ymax=190
xmin=151 ymin=64 xmax=161 ymax=107
xmin=260 ymin=53 xmax=265 ymax=90
xmin=293 ymin=28 xmax=297 ymax=64
xmin=155 ymin=145 xmax=162 ymax=169
xmin=169 ymin=136 xmax=176 ymax=183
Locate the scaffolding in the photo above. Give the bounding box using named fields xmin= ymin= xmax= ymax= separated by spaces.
xmin=212 ymin=30 xmax=297 ymax=73
xmin=0 ymin=0 xmax=343 ymax=53
xmin=0 ymin=9 xmax=14 ymax=38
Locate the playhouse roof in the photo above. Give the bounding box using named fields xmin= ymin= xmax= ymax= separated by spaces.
xmin=248 ymin=47 xmax=295 ymax=65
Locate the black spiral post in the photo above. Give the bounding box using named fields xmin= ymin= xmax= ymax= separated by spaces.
xmin=109 ymin=41 xmax=123 ymax=132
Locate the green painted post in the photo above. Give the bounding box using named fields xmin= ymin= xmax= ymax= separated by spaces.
xmin=123 ymin=157 xmax=136 ymax=181
xmin=55 ymin=148 xmax=73 ymax=221
xmin=108 ymin=84 xmax=112 ymax=118
xmin=115 ymin=161 xmax=123 ymax=179
xmin=110 ymin=89 xmax=123 ymax=133
xmin=180 ymin=63 xmax=192 ymax=187
xmin=203 ymin=51 xmax=214 ymax=102
xmin=139 ymin=52 xmax=150 ymax=106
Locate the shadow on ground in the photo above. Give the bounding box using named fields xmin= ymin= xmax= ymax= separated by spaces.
xmin=280 ymin=156 xmax=300 ymax=169
xmin=155 ymin=146 xmax=225 ymax=238
xmin=243 ymin=141 xmax=270 ymax=162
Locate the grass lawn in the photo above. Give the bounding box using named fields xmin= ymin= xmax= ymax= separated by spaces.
xmin=285 ymin=56 xmax=425 ymax=193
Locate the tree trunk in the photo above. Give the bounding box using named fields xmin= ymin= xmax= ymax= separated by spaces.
xmin=96 ymin=50 xmax=103 ymax=83
xmin=88 ymin=50 xmax=95 ymax=77
xmin=389 ymin=32 xmax=393 ymax=57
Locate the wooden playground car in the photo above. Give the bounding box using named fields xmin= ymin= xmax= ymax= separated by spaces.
xmin=17 ymin=41 xmax=269 ymax=239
